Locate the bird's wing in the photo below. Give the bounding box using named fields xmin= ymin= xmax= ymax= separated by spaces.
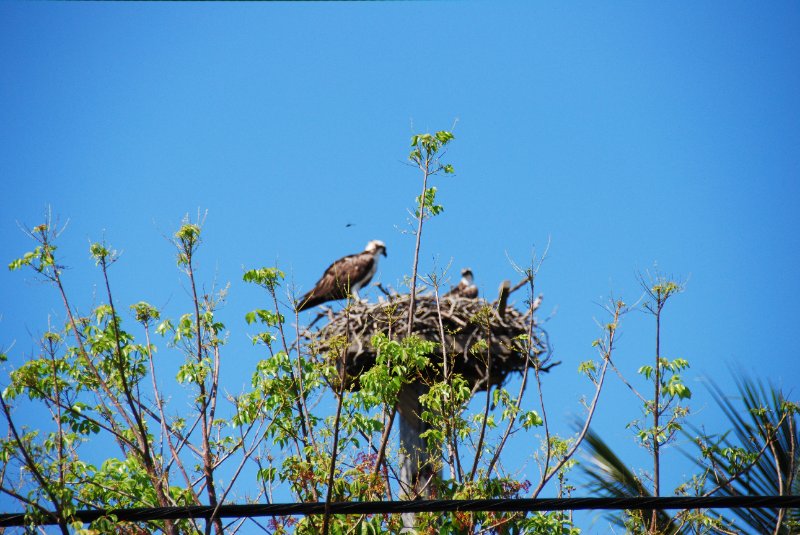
xmin=444 ymin=281 xmax=465 ymax=298
xmin=464 ymin=285 xmax=479 ymax=298
xmin=331 ymin=251 xmax=375 ymax=289
xmin=297 ymin=252 xmax=374 ymax=310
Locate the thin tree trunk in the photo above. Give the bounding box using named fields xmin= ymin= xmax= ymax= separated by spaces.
xmin=651 ymin=308 xmax=661 ymax=534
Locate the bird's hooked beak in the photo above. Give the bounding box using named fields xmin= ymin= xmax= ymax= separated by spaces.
xmin=382 ymin=248 xmax=387 ymax=257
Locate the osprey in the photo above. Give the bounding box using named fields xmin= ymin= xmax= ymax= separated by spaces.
xmin=445 ymin=268 xmax=478 ymax=299
xmin=296 ymin=240 xmax=387 ymax=311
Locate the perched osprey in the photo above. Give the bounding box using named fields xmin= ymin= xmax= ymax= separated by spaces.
xmin=445 ymin=268 xmax=478 ymax=299
xmin=296 ymin=240 xmax=387 ymax=311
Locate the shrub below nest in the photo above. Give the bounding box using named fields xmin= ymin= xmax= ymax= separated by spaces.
xmin=306 ymin=294 xmax=546 ymax=392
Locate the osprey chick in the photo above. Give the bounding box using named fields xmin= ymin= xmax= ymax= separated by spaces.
xmin=296 ymin=240 xmax=387 ymax=311
xmin=445 ymin=268 xmax=478 ymax=299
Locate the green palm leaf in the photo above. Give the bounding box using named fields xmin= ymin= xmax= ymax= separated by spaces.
xmin=583 ymin=429 xmax=679 ymax=533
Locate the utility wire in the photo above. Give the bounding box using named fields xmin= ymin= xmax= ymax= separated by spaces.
xmin=1 ymin=496 xmax=798 ymax=527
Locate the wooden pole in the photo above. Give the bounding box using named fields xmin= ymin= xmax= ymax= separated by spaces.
xmin=397 ymin=382 xmax=435 ymax=532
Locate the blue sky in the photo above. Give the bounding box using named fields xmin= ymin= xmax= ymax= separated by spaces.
xmin=1 ymin=1 xmax=799 ymax=527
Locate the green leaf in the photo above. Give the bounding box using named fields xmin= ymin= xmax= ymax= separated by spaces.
xmin=522 ymin=410 xmax=544 ymax=429
xmin=130 ymin=302 xmax=159 ymax=324
xmin=243 ymin=267 xmax=285 ymax=291
xmin=638 ymin=365 xmax=654 ymax=380
xmin=175 ymin=223 xmax=201 ymax=243
xmin=89 ymin=242 xmax=113 ymax=265
xmin=435 ymin=130 xmax=454 ymax=143
xmin=155 ymin=319 xmax=173 ymax=336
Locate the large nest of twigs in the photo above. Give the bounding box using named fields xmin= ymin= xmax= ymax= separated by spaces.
xmin=306 ymin=295 xmax=546 ymax=393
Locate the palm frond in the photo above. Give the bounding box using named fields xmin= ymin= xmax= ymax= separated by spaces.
xmin=583 ymin=429 xmax=679 ymax=533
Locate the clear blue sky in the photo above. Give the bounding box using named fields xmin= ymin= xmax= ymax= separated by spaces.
xmin=1 ymin=1 xmax=798 ymax=527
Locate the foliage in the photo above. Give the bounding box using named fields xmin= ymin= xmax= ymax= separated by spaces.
xmin=584 ymin=376 xmax=799 ymax=534
xmin=686 ymin=377 xmax=800 ymax=533
xmin=582 ymin=272 xmax=799 ymax=534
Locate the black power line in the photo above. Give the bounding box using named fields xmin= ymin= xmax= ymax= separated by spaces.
xmin=1 ymin=496 xmax=798 ymax=527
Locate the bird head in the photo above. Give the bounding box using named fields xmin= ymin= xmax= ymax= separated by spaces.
xmin=365 ymin=240 xmax=387 ymax=257
xmin=461 ymin=268 xmax=474 ymax=283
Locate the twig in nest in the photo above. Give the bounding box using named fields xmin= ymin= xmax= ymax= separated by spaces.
xmin=306 ymin=306 xmax=333 ymax=329
xmin=508 ymin=275 xmax=533 ymax=296
xmin=538 ymin=360 xmax=562 ymax=373
xmin=375 ymin=283 xmax=396 ymax=298
xmin=496 ymin=280 xmax=511 ymax=318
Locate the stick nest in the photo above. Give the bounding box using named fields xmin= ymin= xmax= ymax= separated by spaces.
xmin=305 ymin=295 xmax=546 ymax=392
